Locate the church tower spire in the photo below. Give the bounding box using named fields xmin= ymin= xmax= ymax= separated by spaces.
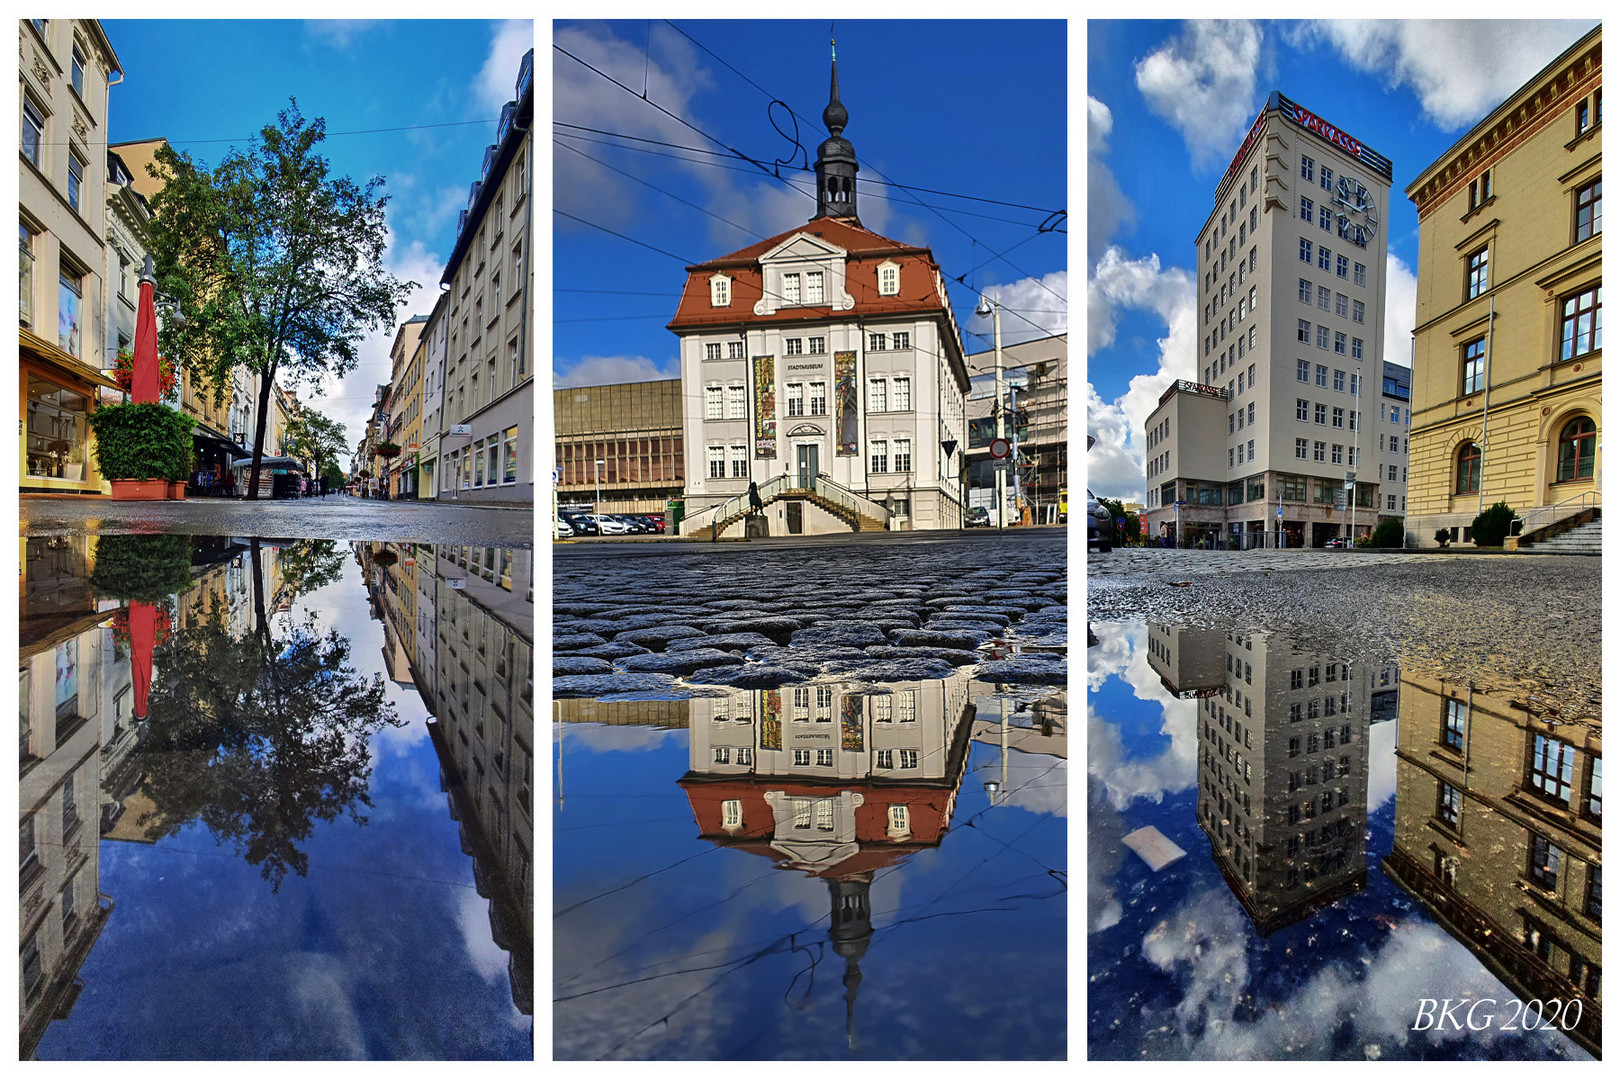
xmin=813 ymin=31 xmax=859 ymax=223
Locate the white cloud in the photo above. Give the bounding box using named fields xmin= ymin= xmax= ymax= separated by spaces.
xmin=1286 ymin=20 xmax=1597 ymax=130
xmin=965 ymin=271 xmax=1068 ymax=347
xmin=1088 ymin=96 xmax=1134 ymax=263
xmin=1087 ymin=622 xmax=1201 ymax=811
xmin=305 ymin=20 xmax=380 ymax=49
xmin=1135 ymin=21 xmax=1264 ymax=168
xmin=554 ymin=354 xmax=680 ymax=389
xmin=477 ymin=20 xmax=536 ymax=113
xmin=1085 ymin=247 xmax=1197 ymax=500
xmin=1384 ymin=252 xmax=1418 ymax=371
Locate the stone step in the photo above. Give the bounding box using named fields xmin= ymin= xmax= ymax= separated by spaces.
xmin=1528 ymin=519 xmax=1601 ymax=553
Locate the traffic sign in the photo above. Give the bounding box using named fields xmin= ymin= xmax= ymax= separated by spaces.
xmin=988 ymin=437 xmax=1011 ymax=460
xmin=1277 ymin=506 xmax=1283 ymax=517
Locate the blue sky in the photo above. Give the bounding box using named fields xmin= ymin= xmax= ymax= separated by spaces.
xmin=1086 ymin=19 xmax=1599 ymax=501
xmin=553 ymin=19 xmax=1068 ymax=389
xmin=100 ymin=18 xmax=533 ymax=452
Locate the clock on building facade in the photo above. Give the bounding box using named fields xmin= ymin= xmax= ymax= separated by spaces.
xmin=1334 ymin=175 xmax=1378 ymax=247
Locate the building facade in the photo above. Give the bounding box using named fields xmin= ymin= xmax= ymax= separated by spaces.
xmin=438 ymin=47 xmax=532 ymax=504
xmin=1404 ymin=26 xmax=1601 ymax=547
xmin=554 ymin=379 xmax=685 ymax=514
xmin=963 ymin=333 xmax=1068 ymax=524
xmin=1142 ymin=92 xmax=1406 ymax=548
xmin=20 ymin=18 xmax=123 ymax=494
xmin=417 ymin=291 xmax=450 ymax=500
xmin=383 ymin=314 xmax=428 ymax=499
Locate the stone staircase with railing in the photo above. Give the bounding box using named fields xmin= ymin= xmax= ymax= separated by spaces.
xmin=680 ymin=473 xmax=890 ymax=538
xmin=1506 ymin=493 xmax=1601 ymax=554
xmin=1522 ymin=515 xmax=1601 ymax=554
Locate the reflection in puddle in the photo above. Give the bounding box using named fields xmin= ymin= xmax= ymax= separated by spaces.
xmin=554 ymin=666 xmax=1066 ymax=1060
xmin=20 ymin=535 xmax=533 ymax=1059
xmin=1090 ymin=621 xmax=1599 ymax=1060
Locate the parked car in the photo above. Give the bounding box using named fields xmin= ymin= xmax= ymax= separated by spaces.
xmin=629 ymin=514 xmax=663 ymax=533
xmin=562 ymin=512 xmax=598 ymax=536
xmin=644 ymin=513 xmax=666 ymax=532
xmin=614 ymin=514 xmax=649 ymax=533
xmin=1087 ymin=491 xmax=1112 ymax=553
xmin=965 ymin=506 xmax=991 ymax=528
xmin=1324 ymin=536 xmax=1349 ymax=549
xmin=555 ymin=517 xmax=574 ymax=539
xmin=592 ymin=514 xmax=631 ymax=535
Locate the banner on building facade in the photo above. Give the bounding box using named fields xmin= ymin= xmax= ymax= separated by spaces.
xmin=753 ymin=354 xmax=776 ymax=458
xmin=840 ymin=695 xmax=863 ymax=752
xmin=834 ymin=351 xmax=858 ymax=455
xmin=760 ymin=690 xmax=782 ymax=750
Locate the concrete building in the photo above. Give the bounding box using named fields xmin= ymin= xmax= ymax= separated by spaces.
xmin=553 ymin=379 xmax=685 ymax=516
xmin=103 ymin=150 xmax=148 ymax=379
xmin=1151 ymin=624 xmax=1397 ymax=933
xmin=20 ymin=18 xmax=122 ymax=494
xmin=1404 ymin=26 xmax=1601 ymax=547
xmin=417 ymin=292 xmax=450 ymax=499
xmin=963 ymin=333 xmax=1068 ymax=524
xmin=383 ymin=314 xmax=428 ymax=499
xmin=1142 ymin=92 xmax=1406 ymax=548
xmin=439 ymin=47 xmax=533 ymax=504
xmin=671 ymin=52 xmax=970 ymax=538
xmin=1384 ymin=674 xmax=1600 ymax=1055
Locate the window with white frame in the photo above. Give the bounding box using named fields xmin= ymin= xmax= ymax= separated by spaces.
xmin=705 ymin=385 xmax=723 ymax=419
xmin=809 ymin=381 xmax=826 ymax=414
xmin=892 ymin=377 xmax=911 ymax=410
xmin=899 ymin=749 xmax=919 ymax=769
xmin=730 ymin=445 xmax=747 ymax=478
xmin=806 ymin=271 xmax=824 ymax=304
xmin=705 ymin=343 xmax=721 ymax=360
xmin=878 ymin=262 xmax=899 ymax=295
xmin=898 ymin=690 xmax=916 ymax=721
xmin=816 ymin=748 xmax=833 ymax=767
xmin=710 ymin=275 xmax=731 ymax=307
xmin=876 ymin=749 xmax=893 ymax=769
xmin=793 ymin=749 xmax=811 ymax=767
xmin=892 ymin=331 xmax=910 ymax=350
xmin=870 ymin=439 xmax=888 ymax=473
xmin=869 ymin=332 xmax=887 ymax=351
xmin=22 ymin=97 xmax=45 ymax=168
xmin=783 ymin=272 xmax=800 ymax=304
xmin=786 ymin=338 xmax=803 ymax=356
xmin=721 ymin=800 xmax=743 ymax=828
xmin=707 ymin=445 xmax=725 ymax=478
xmin=786 ymin=382 xmax=804 ymax=417
xmin=728 ymin=341 xmax=744 ymax=359
xmin=726 ymin=384 xmax=745 ymax=418
xmin=894 ymin=438 xmax=912 ymax=472
xmin=808 ymin=336 xmax=825 ymax=354
xmin=869 ymin=378 xmax=887 ymax=412
xmin=873 ymin=694 xmax=893 ymax=722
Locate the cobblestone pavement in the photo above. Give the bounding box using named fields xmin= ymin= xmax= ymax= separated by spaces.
xmin=553 ymin=532 xmax=1067 ymax=697
xmin=20 ymin=495 xmax=535 ymax=546
xmin=1087 ymin=545 xmax=1600 ymax=723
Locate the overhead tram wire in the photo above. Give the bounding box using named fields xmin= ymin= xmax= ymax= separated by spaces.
xmin=45 ymin=117 xmax=500 ymax=150
xmin=555 ymin=139 xmax=769 ymax=245
xmin=646 ymin=21 xmax=1066 ymax=336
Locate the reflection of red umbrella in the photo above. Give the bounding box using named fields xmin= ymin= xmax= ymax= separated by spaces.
xmin=132 ymin=256 xmax=160 ymax=404
xmin=129 ymin=600 xmax=155 ymax=720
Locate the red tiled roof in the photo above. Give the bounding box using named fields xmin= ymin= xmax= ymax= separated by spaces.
xmin=667 ymin=216 xmax=951 ymax=331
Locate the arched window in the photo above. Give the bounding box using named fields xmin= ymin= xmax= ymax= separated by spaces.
xmin=1557 ymin=416 xmax=1597 ymax=482
xmin=1455 ymin=441 xmax=1481 ymax=494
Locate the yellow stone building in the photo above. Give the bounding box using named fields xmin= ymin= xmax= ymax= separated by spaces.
xmin=1404 ymin=26 xmax=1601 ymax=546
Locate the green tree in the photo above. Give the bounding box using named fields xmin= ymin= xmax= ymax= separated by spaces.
xmin=1368 ymin=515 xmax=1407 ymax=548
xmin=144 ymin=100 xmax=415 ymax=499
xmin=282 ymin=407 xmax=348 ymax=485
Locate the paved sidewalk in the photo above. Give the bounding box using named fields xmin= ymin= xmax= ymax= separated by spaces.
xmin=1086 ymin=545 xmax=1531 ymax=576
xmin=20 ymin=495 xmax=535 ymax=545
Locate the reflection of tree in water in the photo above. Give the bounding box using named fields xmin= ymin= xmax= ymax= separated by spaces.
xmin=274 ymin=538 xmax=347 ymax=604
xmin=135 ymin=541 xmax=400 ymax=889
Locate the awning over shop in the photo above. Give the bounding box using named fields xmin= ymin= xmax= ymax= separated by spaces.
xmin=232 ymin=456 xmax=305 ymax=472
xmin=20 ymin=327 xmax=121 ymax=389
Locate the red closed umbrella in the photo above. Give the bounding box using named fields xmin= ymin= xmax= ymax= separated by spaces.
xmin=132 ymin=256 xmax=161 ymax=405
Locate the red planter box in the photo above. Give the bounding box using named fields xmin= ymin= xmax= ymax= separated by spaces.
xmin=108 ymin=479 xmax=168 ymax=500
xmin=168 ymin=481 xmax=187 ymax=500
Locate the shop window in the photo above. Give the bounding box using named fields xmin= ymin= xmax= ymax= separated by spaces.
xmin=26 ymin=376 xmax=90 ymax=481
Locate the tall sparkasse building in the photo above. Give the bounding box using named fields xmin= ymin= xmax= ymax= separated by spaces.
xmin=1403 ymin=26 xmax=1601 ymax=548
xmin=1142 ymin=93 xmax=1408 ymax=549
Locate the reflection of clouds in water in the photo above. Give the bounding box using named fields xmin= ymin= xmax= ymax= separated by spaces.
xmin=553 ymin=721 xmax=689 ymax=753
xmin=1365 ymin=718 xmax=1399 ymax=808
xmin=287 ymin=952 xmax=366 ymax=1059
xmin=454 ymin=889 xmax=531 ymax=1033
xmin=1088 ymin=622 xmax=1199 ymax=810
xmin=1140 ymin=888 xmax=1590 ymax=1059
xmin=371 ymin=706 xmax=430 ymax=758
xmin=1087 ymin=620 xmax=1135 ymax=688
xmin=993 ymin=754 xmax=1067 ymax=817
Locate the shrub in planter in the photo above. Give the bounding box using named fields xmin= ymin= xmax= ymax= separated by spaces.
xmin=88 ymin=402 xmax=195 ymax=481
xmin=1369 ymin=516 xmax=1407 ymax=548
xmin=1471 ymin=500 xmax=1516 ymax=546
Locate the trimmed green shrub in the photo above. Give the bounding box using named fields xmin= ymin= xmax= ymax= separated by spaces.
xmin=89 ymin=533 xmax=194 ymax=602
xmin=1369 ymin=516 xmax=1407 ymax=548
xmin=1434 ymin=528 xmax=1451 ymax=548
xmin=88 ymin=402 xmax=195 ymax=481
xmin=1471 ymin=500 xmax=1516 ymax=546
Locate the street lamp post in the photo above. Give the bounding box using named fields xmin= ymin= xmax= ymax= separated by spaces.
xmin=974 ymin=294 xmax=1005 ymax=531
xmin=595 ymin=458 xmax=605 ymax=525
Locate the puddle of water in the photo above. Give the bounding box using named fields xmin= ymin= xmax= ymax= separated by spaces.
xmin=20 ymin=535 xmax=532 ymax=1060
xmin=1087 ymin=620 xmax=1599 ymax=1061
xmin=554 ymin=668 xmax=1067 ymax=1060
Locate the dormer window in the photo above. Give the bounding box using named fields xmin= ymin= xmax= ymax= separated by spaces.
xmin=878 ymin=260 xmax=900 ymax=296
xmin=710 ymin=274 xmax=731 ymax=308
xmin=784 ymin=272 xmax=800 ymax=305
xmin=805 ymin=271 xmax=824 ymax=304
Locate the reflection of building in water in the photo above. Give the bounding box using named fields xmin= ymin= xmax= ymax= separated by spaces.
xmin=20 ymin=535 xmax=118 ymax=1058
xmin=424 ymin=544 xmax=534 ymax=1015
xmin=554 ymin=699 xmax=690 ymax=727
xmin=678 ymin=670 xmax=976 ymax=1049
xmin=1384 ymin=677 xmax=1601 ymax=1055
xmin=1155 ymin=625 xmax=1394 ymax=934
xmin=969 ymin=682 xmax=1067 ymax=805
